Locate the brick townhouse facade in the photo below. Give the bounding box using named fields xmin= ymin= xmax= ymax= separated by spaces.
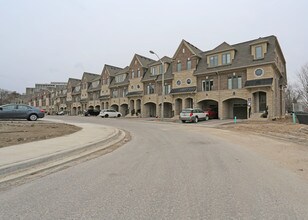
xmin=25 ymin=35 xmax=287 ymax=119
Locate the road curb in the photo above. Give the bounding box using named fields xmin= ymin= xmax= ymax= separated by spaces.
xmin=0 ymin=127 xmax=128 ymax=185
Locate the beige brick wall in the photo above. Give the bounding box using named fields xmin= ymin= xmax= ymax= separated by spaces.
xmin=129 ymin=78 xmax=144 ymax=92
xmin=173 ymin=70 xmax=197 ymax=88
xmin=247 ymin=64 xmax=274 ymax=81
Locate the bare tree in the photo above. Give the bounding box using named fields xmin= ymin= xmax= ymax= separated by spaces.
xmin=0 ymin=89 xmax=9 ymax=105
xmin=297 ymin=63 xmax=308 ymax=110
xmin=0 ymin=89 xmax=21 ymax=105
xmin=285 ymin=84 xmax=300 ymax=112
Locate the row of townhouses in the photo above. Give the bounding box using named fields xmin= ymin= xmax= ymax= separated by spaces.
xmin=24 ymin=35 xmax=287 ymax=120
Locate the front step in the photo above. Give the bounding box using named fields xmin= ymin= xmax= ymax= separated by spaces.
xmin=249 ymin=112 xmax=266 ymax=120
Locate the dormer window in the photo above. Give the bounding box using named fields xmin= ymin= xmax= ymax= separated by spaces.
xmin=132 ymin=71 xmax=135 ymax=79
xmin=255 ymin=46 xmax=263 ymax=59
xmin=177 ymin=61 xmax=182 ymax=72
xmin=209 ymin=55 xmax=218 ymax=67
xmin=137 ymin=69 xmax=141 ymax=77
xmin=115 ymin=74 xmax=125 ymax=83
xmin=222 ymin=53 xmax=231 ymax=65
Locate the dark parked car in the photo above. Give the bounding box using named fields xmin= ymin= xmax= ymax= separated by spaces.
xmin=84 ymin=109 xmax=100 ymax=116
xmin=0 ymin=104 xmax=45 ymax=121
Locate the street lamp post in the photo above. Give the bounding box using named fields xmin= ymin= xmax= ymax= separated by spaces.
xmin=149 ymin=50 xmax=165 ymax=121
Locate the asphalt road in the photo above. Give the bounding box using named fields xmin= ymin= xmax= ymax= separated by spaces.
xmin=1 ymin=116 xmax=308 ymax=219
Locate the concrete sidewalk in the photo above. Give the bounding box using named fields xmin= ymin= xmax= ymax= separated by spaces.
xmin=0 ymin=119 xmax=126 ymax=184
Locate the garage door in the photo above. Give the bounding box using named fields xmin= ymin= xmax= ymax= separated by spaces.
xmin=233 ymin=104 xmax=247 ymax=119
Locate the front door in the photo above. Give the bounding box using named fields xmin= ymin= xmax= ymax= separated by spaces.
xmin=259 ymin=92 xmax=266 ymax=112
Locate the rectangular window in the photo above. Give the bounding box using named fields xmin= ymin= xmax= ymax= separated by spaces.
xmin=255 ymin=46 xmax=263 ymax=59
xmin=187 ymin=60 xmax=192 ymax=70
xmin=160 ymin=64 xmax=163 ymax=74
xmin=202 ymin=80 xmax=214 ymax=91
xmin=237 ymin=77 xmax=242 ymax=89
xmin=228 ymin=76 xmax=242 ymax=89
xmin=164 ymin=84 xmax=171 ymax=95
xmin=137 ymin=70 xmax=141 ymax=78
xmin=209 ymin=55 xmax=218 ymax=67
xmin=177 ymin=62 xmax=182 ymax=72
xmin=147 ymin=84 xmax=155 ymax=94
xmin=132 ymin=71 xmax=135 ymax=79
xmin=222 ymin=53 xmax=231 ymax=65
xmin=112 ymin=90 xmax=118 ymax=98
xmin=115 ymin=74 xmax=125 ymax=83
xmin=151 ymin=67 xmax=156 ymax=75
xmin=123 ymin=88 xmax=127 ymax=97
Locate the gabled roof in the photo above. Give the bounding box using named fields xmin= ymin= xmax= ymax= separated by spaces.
xmin=67 ymin=78 xmax=81 ymax=86
xmin=88 ymin=77 xmax=101 ymax=91
xmin=207 ymin=42 xmax=235 ymax=55
xmin=148 ymin=56 xmax=173 ymax=67
xmin=173 ymin=39 xmax=203 ymax=59
xmin=109 ymin=66 xmax=130 ymax=88
xmin=102 ymin=64 xmax=123 ymax=77
xmin=81 ymin=72 xmax=100 ymax=82
xmin=130 ymin=54 xmax=155 ymax=68
xmin=115 ymin=66 xmax=130 ymax=76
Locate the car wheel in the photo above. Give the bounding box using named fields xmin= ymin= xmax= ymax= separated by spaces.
xmin=194 ymin=117 xmax=198 ymax=123
xmin=28 ymin=114 xmax=38 ymax=121
xmin=181 ymin=120 xmax=186 ymax=123
xmin=105 ymin=114 xmax=109 ymax=118
xmin=205 ymin=115 xmax=209 ymax=121
xmin=117 ymin=114 xmax=121 ymax=117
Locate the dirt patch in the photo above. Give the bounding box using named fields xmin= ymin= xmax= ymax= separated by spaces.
xmin=219 ymin=117 xmax=308 ymax=146
xmin=0 ymin=120 xmax=81 ymax=148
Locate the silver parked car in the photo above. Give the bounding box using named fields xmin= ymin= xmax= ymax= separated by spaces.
xmin=179 ymin=108 xmax=209 ymax=123
xmin=99 ymin=109 xmax=122 ymax=118
xmin=0 ymin=104 xmax=45 ymax=121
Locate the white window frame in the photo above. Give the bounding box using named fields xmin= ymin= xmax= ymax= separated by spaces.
xmin=228 ymin=76 xmax=242 ymax=89
xmin=209 ymin=55 xmax=218 ymax=67
xmin=255 ymin=46 xmax=263 ymax=59
xmin=202 ymin=79 xmax=214 ymax=91
xmin=222 ymin=53 xmax=231 ymax=65
xmin=177 ymin=62 xmax=182 ymax=72
xmin=187 ymin=59 xmax=192 ymax=70
xmin=164 ymin=84 xmax=171 ymax=95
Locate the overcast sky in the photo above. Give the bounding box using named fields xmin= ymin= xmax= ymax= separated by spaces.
xmin=0 ymin=0 xmax=307 ymax=93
